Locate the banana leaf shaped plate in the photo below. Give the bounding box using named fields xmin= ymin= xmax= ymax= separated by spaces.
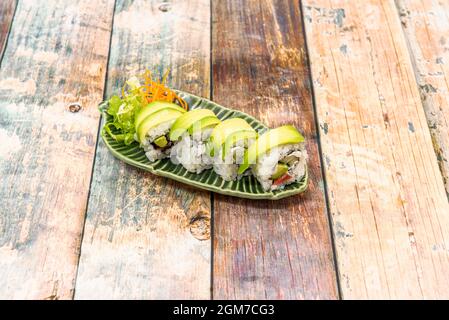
xmin=99 ymin=90 xmax=308 ymax=200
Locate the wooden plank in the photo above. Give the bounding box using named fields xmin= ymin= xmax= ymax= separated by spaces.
xmin=0 ymin=0 xmax=114 ymax=299
xmin=302 ymin=0 xmax=449 ymax=299
xmin=212 ymin=0 xmax=338 ymax=299
xmin=396 ymin=0 xmax=449 ymax=197
xmin=74 ymin=0 xmax=212 ymax=299
xmin=0 ymin=0 xmax=16 ymax=59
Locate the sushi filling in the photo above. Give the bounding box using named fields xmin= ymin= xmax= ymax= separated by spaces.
xmin=253 ymin=144 xmax=308 ymax=191
xmin=170 ymin=129 xmax=214 ymax=174
xmin=213 ymin=138 xmax=255 ymax=181
xmin=139 ymin=120 xmax=176 ymax=162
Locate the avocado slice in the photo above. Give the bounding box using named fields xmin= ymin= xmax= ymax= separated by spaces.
xmin=135 ymin=101 xmax=186 ymax=133
xmin=137 ymin=109 xmax=184 ymax=143
xmin=189 ymin=116 xmax=221 ymax=135
xmin=169 ymin=109 xmax=218 ymax=141
xmin=238 ymin=125 xmax=304 ymax=174
xmin=222 ymin=130 xmax=258 ymax=159
xmin=271 ymin=163 xmax=288 ymax=180
xmin=209 ymin=118 xmax=255 ymax=156
xmin=153 ymin=136 xmax=168 ymax=148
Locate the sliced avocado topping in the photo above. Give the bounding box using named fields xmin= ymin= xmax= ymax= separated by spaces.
xmin=189 ymin=116 xmax=221 ymax=135
xmin=238 ymin=125 xmax=304 ymax=174
xmin=271 ymin=163 xmax=288 ymax=180
xmin=135 ymin=101 xmax=186 ymax=133
xmin=222 ymin=130 xmax=258 ymax=159
xmin=153 ymin=136 xmax=168 ymax=148
xmin=209 ymin=118 xmax=255 ymax=156
xmin=137 ymin=109 xmax=184 ymax=143
xmin=169 ymin=109 xmax=218 ymax=141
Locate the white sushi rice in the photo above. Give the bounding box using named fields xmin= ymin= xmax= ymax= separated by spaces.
xmin=212 ymin=138 xmax=255 ymax=181
xmin=170 ymin=129 xmax=214 ymax=174
xmin=137 ymin=120 xmax=175 ymax=162
xmin=252 ymin=144 xmax=308 ymax=191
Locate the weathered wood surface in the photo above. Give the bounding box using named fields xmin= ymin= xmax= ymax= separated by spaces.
xmin=0 ymin=0 xmax=16 ymax=59
xmin=303 ymin=0 xmax=449 ymax=299
xmin=396 ymin=0 xmax=449 ymax=197
xmin=0 ymin=0 xmax=114 ymax=299
xmin=75 ymin=0 xmax=212 ymax=299
xmin=212 ymin=0 xmax=338 ymax=299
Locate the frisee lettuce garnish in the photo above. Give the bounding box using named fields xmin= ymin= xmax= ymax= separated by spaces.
xmin=103 ymin=78 xmax=143 ymax=145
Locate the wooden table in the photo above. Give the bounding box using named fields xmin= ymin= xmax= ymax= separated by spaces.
xmin=1 ymin=0 xmax=449 ymax=300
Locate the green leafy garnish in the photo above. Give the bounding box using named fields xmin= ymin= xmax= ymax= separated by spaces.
xmin=102 ymin=80 xmax=143 ymax=145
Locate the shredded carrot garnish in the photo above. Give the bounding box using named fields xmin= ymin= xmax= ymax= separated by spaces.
xmin=131 ymin=68 xmax=188 ymax=110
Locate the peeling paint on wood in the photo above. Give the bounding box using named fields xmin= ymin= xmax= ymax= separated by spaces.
xmin=74 ymin=0 xmax=212 ymax=299
xmin=0 ymin=0 xmax=114 ymax=299
xmin=303 ymin=0 xmax=449 ymax=299
xmin=396 ymin=0 xmax=449 ymax=197
xmin=212 ymin=0 xmax=338 ymax=299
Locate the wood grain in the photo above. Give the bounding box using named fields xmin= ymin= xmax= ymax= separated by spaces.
xmin=0 ymin=0 xmax=114 ymax=299
xmin=0 ymin=0 xmax=16 ymax=60
xmin=74 ymin=0 xmax=212 ymax=299
xmin=212 ymin=0 xmax=338 ymax=299
xmin=303 ymin=0 xmax=449 ymax=299
xmin=396 ymin=0 xmax=449 ymax=197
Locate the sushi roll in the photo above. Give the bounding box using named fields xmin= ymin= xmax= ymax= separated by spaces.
xmin=135 ymin=101 xmax=186 ymax=162
xmin=208 ymin=118 xmax=258 ymax=181
xmin=169 ymin=109 xmax=221 ymax=173
xmin=238 ymin=125 xmax=307 ymax=191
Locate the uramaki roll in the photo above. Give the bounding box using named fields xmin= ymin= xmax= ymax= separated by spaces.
xmin=238 ymin=125 xmax=307 ymax=191
xmin=169 ymin=109 xmax=221 ymax=174
xmin=135 ymin=101 xmax=186 ymax=162
xmin=208 ymin=118 xmax=258 ymax=181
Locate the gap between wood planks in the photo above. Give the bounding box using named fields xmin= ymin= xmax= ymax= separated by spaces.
xmin=73 ymin=0 xmax=118 ymax=298
xmin=298 ymin=0 xmax=343 ymax=299
xmin=394 ymin=0 xmax=449 ymax=198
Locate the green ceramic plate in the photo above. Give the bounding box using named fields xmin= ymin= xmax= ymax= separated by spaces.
xmin=99 ymin=90 xmax=308 ymax=200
